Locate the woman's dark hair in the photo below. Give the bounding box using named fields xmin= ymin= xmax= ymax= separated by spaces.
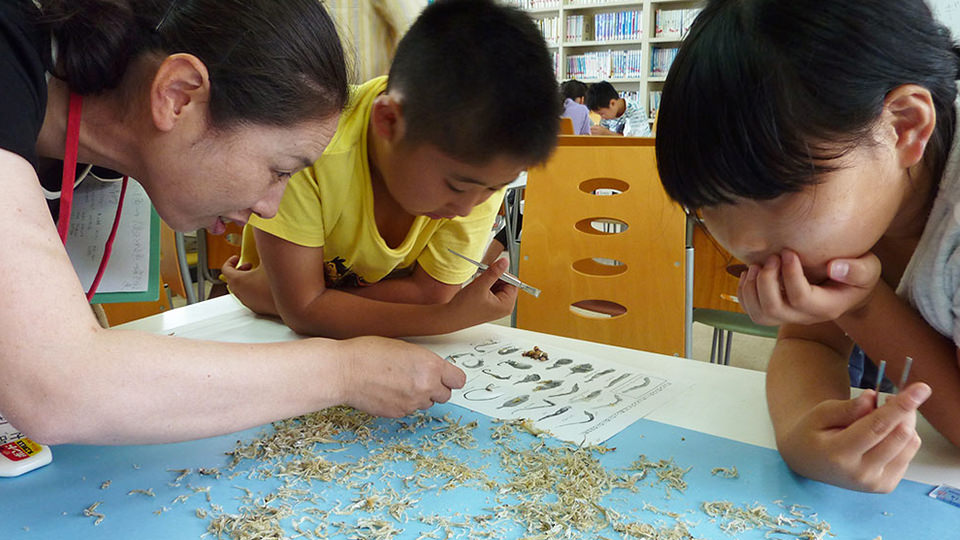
xmin=387 ymin=0 xmax=559 ymax=166
xmin=585 ymin=81 xmax=620 ymax=112
xmin=560 ymin=79 xmax=588 ymax=105
xmin=656 ymin=0 xmax=960 ymax=209
xmin=36 ymin=0 xmax=349 ymax=128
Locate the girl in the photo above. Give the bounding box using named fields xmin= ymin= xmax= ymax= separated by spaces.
xmin=0 ymin=0 xmax=463 ymax=447
xmin=656 ymin=0 xmax=960 ymax=492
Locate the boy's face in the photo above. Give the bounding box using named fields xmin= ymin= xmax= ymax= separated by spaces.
xmin=594 ymin=99 xmax=620 ymax=120
xmin=382 ymin=141 xmax=526 ymax=219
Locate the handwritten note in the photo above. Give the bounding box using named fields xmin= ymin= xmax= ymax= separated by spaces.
xmin=64 ymin=178 xmax=152 ymax=294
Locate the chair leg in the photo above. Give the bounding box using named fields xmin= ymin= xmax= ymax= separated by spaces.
xmin=723 ymin=330 xmax=733 ymax=366
xmin=710 ymin=328 xmax=720 ymax=364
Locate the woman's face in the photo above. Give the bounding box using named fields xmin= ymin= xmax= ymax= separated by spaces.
xmin=698 ymin=143 xmax=910 ymax=284
xmin=142 ymin=115 xmax=339 ymax=232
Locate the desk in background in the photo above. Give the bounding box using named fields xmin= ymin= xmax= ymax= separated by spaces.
xmin=1 ymin=296 xmax=957 ymax=539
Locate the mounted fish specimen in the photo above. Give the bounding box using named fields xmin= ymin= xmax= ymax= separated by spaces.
xmin=533 ymin=380 xmax=562 ymax=392
xmin=569 ymin=363 xmax=593 ymax=375
xmin=549 ymin=383 xmax=579 ymax=398
xmin=482 ymin=369 xmax=511 ymax=380
xmin=514 ymin=374 xmax=541 ymax=385
xmin=497 ymin=395 xmax=530 ymax=409
xmin=546 ymin=358 xmax=573 ymax=370
xmin=498 ymin=360 xmax=532 ymax=370
xmin=586 ymin=369 xmax=615 ymax=383
xmin=538 ymin=406 xmax=570 ymax=421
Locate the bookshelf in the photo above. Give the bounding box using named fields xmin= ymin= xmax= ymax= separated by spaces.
xmin=504 ymin=0 xmax=703 ymax=123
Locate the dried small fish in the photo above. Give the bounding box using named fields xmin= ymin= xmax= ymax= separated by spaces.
xmin=549 ymin=383 xmax=579 ymax=397
xmin=538 ymin=406 xmax=570 ymax=421
xmin=586 ymin=368 xmax=615 ymax=382
xmin=605 ymin=373 xmax=631 ymax=388
xmin=521 ymin=346 xmax=549 ymax=361
xmin=622 ymin=377 xmax=651 ymax=394
xmin=481 ymin=369 xmax=511 ymax=380
xmin=473 ymin=339 xmax=500 ymax=353
xmin=498 ymin=360 xmax=532 ymax=370
xmin=83 ymin=501 xmax=105 ymax=526
xmin=497 ymin=395 xmax=530 ymax=409
xmin=497 ymin=346 xmax=520 ymax=355
xmin=569 ymin=363 xmax=593 ymax=374
xmin=602 ymin=394 xmax=624 ymax=408
xmin=463 ymin=387 xmax=502 ymax=401
xmin=517 ymin=399 xmax=555 ymax=412
xmin=558 ymin=411 xmax=595 ymax=427
xmin=462 ymin=358 xmax=484 ymax=369
xmin=546 ymin=358 xmax=573 ymax=370
xmin=445 ymin=352 xmax=475 ymax=364
xmin=514 ymin=374 xmax=541 ymax=385
xmin=533 ymin=380 xmax=562 ymax=392
xmin=573 ymin=389 xmax=602 ymax=402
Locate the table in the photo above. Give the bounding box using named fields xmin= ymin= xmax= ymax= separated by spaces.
xmin=1 ymin=296 xmax=958 ymax=539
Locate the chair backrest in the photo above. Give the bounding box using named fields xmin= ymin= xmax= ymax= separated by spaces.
xmin=159 ymin=222 xmax=192 ymax=300
xmin=559 ymin=117 xmax=575 ymax=135
xmin=515 ymin=136 xmax=687 ymax=355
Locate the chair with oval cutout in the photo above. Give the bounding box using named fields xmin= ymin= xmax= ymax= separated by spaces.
xmin=515 ymin=136 xmax=686 ymax=356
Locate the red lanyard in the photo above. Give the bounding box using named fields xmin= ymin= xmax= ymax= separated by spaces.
xmin=56 ymin=92 xmax=129 ymax=301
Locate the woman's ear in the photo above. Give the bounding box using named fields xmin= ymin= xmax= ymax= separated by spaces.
xmin=150 ymin=53 xmax=210 ymax=132
xmin=369 ymin=93 xmax=406 ymax=143
xmin=883 ymin=84 xmax=937 ymax=169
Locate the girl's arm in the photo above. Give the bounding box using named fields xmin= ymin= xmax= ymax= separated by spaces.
xmin=0 ymin=150 xmax=463 ymax=445
xmin=346 ymin=265 xmax=460 ymax=305
xmin=836 ymin=279 xmax=960 ymax=446
xmin=246 ymin=227 xmax=516 ymax=339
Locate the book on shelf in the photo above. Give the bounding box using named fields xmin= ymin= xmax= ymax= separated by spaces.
xmin=655 ymin=8 xmax=703 ymax=39
xmin=567 ymin=49 xmax=642 ymax=80
xmin=650 ymin=46 xmax=679 ymax=77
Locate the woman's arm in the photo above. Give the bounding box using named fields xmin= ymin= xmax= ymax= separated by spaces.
xmin=0 ymin=150 xmax=464 ymax=445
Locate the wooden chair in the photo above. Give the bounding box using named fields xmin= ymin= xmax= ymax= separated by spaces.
xmin=559 ymin=117 xmax=575 ymax=135
xmin=195 ymin=223 xmax=243 ymax=300
xmin=690 ymin=225 xmax=778 ymax=364
xmin=515 ymin=136 xmax=686 ymax=356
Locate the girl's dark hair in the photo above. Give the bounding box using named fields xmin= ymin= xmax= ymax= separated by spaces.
xmin=387 ymin=0 xmax=559 ymax=166
xmin=560 ymin=79 xmax=588 ymax=105
xmin=36 ymin=0 xmax=349 ymax=128
xmin=656 ymin=0 xmax=960 ymax=209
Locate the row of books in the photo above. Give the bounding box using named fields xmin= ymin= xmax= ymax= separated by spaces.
xmin=567 ymin=49 xmax=643 ymax=80
xmin=501 ymin=0 xmax=561 ymax=10
xmin=649 ymin=90 xmax=662 ymax=117
xmin=654 ymin=8 xmax=703 ymax=40
xmin=592 ymin=9 xmax=643 ymax=41
xmin=535 ymin=16 xmax=561 ymax=43
xmin=650 ymin=46 xmax=679 ymax=76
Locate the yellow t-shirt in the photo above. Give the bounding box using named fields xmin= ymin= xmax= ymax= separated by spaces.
xmin=242 ymin=77 xmax=504 ymax=288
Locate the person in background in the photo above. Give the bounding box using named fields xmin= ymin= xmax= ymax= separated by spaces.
xmin=0 ymin=0 xmax=463 ymax=447
xmin=656 ymin=0 xmax=957 ymax=493
xmin=222 ymin=0 xmax=559 ymax=339
xmin=560 ymin=79 xmax=592 ymax=135
xmin=326 ymin=0 xmax=426 ymax=81
xmin=586 ymin=80 xmax=652 ymax=137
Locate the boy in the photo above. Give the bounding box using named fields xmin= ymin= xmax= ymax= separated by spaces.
xmin=222 ymin=0 xmax=559 ymax=339
xmin=586 ymin=81 xmax=652 ymax=137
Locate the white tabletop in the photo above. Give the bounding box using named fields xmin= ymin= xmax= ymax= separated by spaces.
xmin=120 ymin=295 xmax=960 ymax=487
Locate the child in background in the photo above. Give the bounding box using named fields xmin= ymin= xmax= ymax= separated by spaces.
xmin=586 ymin=81 xmax=652 ymax=137
xmin=656 ymin=0 xmax=958 ymax=493
xmin=560 ymin=79 xmax=593 ymax=135
xmin=222 ymin=0 xmax=559 ymax=339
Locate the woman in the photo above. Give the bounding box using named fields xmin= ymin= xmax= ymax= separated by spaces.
xmin=0 ymin=0 xmax=464 ymax=446
xmin=656 ymin=0 xmax=959 ymax=492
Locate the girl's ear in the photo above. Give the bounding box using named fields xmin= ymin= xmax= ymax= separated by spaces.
xmin=883 ymin=84 xmax=937 ymax=169
xmin=369 ymin=93 xmax=406 ymax=143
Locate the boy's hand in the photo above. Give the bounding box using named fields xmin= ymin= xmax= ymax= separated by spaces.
xmin=446 ymin=258 xmax=519 ymax=327
xmin=336 ymin=336 xmax=466 ymax=417
xmin=590 ymin=125 xmax=618 ymax=136
xmin=777 ymin=383 xmax=930 ymax=493
xmin=738 ymin=249 xmax=881 ymax=326
xmin=220 ymin=255 xmax=279 ymax=315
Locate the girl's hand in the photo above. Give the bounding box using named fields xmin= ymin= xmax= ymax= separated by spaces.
xmin=220 ymin=255 xmax=279 ymax=315
xmin=445 ymin=258 xmax=519 ymax=328
xmin=738 ymin=249 xmax=882 ymax=326
xmin=777 ymin=383 xmax=930 ymax=493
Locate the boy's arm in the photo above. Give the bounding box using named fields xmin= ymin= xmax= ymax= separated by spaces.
xmin=252 ymin=227 xmax=514 ymax=338
xmin=767 ymin=320 xmax=930 ymax=492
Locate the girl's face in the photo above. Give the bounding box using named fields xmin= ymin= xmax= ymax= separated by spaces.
xmin=698 ymin=142 xmax=911 ymax=284
xmin=142 ymin=116 xmax=339 ymax=232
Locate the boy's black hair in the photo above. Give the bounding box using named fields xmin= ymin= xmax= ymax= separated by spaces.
xmin=387 ymin=0 xmax=559 ymax=165
xmin=560 ymin=79 xmax=588 ymax=103
xmin=656 ymin=0 xmax=960 ymax=209
xmin=585 ymin=81 xmax=620 ymax=112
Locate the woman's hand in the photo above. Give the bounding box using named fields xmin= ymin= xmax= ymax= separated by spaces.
xmin=220 ymin=255 xmax=279 ymax=315
xmin=738 ymin=249 xmax=882 ymax=326
xmin=335 ymin=336 xmax=466 ymax=417
xmin=444 ymin=258 xmax=519 ymax=328
xmin=776 ymin=382 xmax=931 ymax=493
